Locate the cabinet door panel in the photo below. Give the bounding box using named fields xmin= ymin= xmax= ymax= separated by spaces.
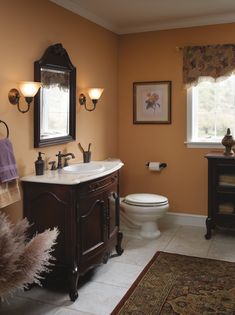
xmin=217 ymin=165 xmax=235 ymax=194
xmin=23 ymin=186 xmax=72 ymax=265
xmin=78 ymin=195 xmax=106 ymax=256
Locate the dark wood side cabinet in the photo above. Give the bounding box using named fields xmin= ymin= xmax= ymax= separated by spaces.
xmin=22 ymin=171 xmax=123 ymax=301
xmin=205 ymin=152 xmax=235 ymax=239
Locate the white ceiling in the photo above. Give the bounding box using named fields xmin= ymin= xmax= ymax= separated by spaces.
xmin=50 ymin=0 xmax=235 ymax=34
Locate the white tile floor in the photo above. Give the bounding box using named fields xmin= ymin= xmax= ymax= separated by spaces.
xmin=1 ymin=224 xmax=235 ymax=315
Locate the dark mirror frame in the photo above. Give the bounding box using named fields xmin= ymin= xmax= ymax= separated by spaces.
xmin=34 ymin=43 xmax=76 ymax=148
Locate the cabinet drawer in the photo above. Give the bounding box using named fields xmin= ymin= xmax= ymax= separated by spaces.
xmin=77 ymin=172 xmax=118 ymax=196
xmin=88 ymin=174 xmax=118 ymax=193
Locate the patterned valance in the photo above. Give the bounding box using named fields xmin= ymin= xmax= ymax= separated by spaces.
xmin=183 ymin=44 xmax=235 ymax=86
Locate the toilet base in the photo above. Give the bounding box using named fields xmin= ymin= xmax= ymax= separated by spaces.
xmin=140 ymin=221 xmax=161 ymax=239
xmin=120 ymin=213 xmax=161 ymax=239
xmin=120 ymin=213 xmax=142 ymax=239
xmin=120 ymin=195 xmax=169 ymax=240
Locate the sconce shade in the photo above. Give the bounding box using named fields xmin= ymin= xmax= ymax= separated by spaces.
xmin=19 ymin=81 xmax=41 ymax=97
xmin=87 ymin=88 xmax=104 ymax=100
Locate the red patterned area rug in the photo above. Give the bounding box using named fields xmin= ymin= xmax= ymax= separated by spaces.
xmin=111 ymin=251 xmax=235 ymax=315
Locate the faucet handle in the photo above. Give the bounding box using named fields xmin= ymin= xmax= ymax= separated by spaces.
xmin=49 ymin=160 xmax=57 ymax=170
xmin=56 ymin=151 xmax=62 ymax=157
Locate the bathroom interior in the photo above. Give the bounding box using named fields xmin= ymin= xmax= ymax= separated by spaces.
xmin=1 ymin=1 xmax=235 ymax=314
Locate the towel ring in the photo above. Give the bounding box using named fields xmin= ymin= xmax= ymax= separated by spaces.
xmin=0 ymin=120 xmax=9 ymax=138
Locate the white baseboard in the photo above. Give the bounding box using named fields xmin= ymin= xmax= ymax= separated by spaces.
xmin=159 ymin=212 xmax=206 ymax=228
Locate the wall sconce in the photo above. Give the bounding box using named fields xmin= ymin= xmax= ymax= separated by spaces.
xmin=8 ymin=81 xmax=41 ymax=114
xmin=79 ymin=88 xmax=104 ymax=111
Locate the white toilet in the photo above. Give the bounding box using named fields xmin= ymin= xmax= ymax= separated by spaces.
xmin=120 ymin=193 xmax=169 ymax=239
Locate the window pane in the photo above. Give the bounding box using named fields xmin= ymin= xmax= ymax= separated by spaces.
xmin=197 ymin=112 xmax=215 ymax=139
xmin=190 ymin=75 xmax=235 ymax=143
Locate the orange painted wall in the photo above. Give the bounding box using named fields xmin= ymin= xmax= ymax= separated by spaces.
xmin=118 ymin=23 xmax=235 ymax=215
xmin=0 ymin=0 xmax=118 ymax=221
xmin=1 ymin=1 xmax=235 ymax=221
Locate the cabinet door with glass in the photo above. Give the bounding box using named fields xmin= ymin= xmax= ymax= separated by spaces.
xmin=205 ymin=152 xmax=235 ymax=239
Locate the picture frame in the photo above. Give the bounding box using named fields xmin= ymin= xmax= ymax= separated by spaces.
xmin=133 ymin=81 xmax=171 ymax=124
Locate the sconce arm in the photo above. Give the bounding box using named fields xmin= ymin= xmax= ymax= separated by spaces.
xmin=79 ymin=93 xmax=97 ymax=111
xmin=17 ymin=102 xmax=30 ymax=114
xmin=8 ymin=88 xmax=31 ymax=113
xmin=84 ymin=101 xmax=97 ymax=112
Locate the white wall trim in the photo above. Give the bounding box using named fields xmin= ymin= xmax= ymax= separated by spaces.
xmin=185 ymin=141 xmax=223 ymax=149
xmin=119 ymin=13 xmax=235 ymax=34
xmin=160 ymin=212 xmax=206 ymax=227
xmin=49 ymin=1 xmax=235 ymax=35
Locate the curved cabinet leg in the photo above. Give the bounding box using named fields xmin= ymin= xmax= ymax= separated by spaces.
xmin=116 ymin=231 xmax=124 ymax=255
xmin=205 ymin=217 xmax=213 ymax=240
xmin=68 ymin=266 xmax=79 ymax=302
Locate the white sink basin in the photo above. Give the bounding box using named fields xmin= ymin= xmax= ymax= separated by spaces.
xmin=63 ymin=162 xmax=105 ymax=175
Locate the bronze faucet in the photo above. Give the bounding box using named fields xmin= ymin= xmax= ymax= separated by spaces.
xmin=56 ymin=151 xmax=75 ymax=169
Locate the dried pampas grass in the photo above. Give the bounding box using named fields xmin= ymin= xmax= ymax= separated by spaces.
xmin=0 ymin=212 xmax=58 ymax=298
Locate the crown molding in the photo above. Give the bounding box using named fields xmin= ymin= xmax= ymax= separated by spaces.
xmin=50 ymin=0 xmax=235 ymax=35
xmin=120 ymin=12 xmax=235 ymax=34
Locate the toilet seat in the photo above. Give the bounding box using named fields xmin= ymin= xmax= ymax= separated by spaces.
xmin=124 ymin=193 xmax=168 ymax=207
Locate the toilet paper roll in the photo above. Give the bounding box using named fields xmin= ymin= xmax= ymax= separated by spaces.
xmin=148 ymin=162 xmax=161 ymax=171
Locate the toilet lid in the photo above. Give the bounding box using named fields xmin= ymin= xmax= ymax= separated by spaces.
xmin=124 ymin=193 xmax=168 ymax=206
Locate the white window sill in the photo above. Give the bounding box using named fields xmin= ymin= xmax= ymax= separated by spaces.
xmin=184 ymin=141 xmax=223 ymax=149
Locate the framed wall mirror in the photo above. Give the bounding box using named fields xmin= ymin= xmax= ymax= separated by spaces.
xmin=34 ymin=43 xmax=76 ymax=147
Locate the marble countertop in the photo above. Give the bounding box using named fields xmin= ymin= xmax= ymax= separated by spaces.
xmin=21 ymin=160 xmax=124 ymax=185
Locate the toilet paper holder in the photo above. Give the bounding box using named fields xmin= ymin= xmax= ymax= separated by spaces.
xmin=146 ymin=162 xmax=167 ymax=169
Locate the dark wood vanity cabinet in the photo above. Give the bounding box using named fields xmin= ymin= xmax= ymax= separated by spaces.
xmin=22 ymin=171 xmax=123 ymax=301
xmin=205 ymin=152 xmax=235 ymax=239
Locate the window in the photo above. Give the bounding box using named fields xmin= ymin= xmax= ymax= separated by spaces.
xmin=187 ymin=75 xmax=235 ymax=148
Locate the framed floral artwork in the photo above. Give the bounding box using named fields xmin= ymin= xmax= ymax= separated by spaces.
xmin=133 ymin=81 xmax=171 ymax=124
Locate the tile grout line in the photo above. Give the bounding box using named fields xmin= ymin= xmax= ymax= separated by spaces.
xmin=161 ymin=225 xmax=181 ymax=251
